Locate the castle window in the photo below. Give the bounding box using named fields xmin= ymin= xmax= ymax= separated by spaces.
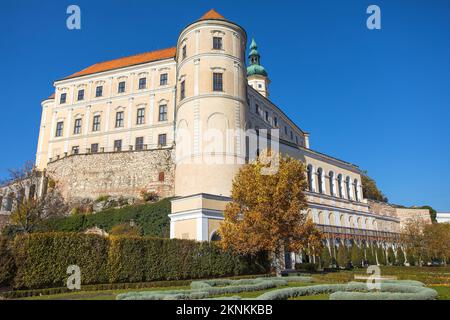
xmin=95 ymin=86 xmax=103 ymax=97
xmin=77 ymin=89 xmax=85 ymax=101
xmin=307 ymin=164 xmax=313 ymax=192
xmin=138 ymin=78 xmax=147 ymax=90
xmin=180 ymin=80 xmax=185 ymax=100
xmin=213 ymin=37 xmax=223 ymax=50
xmin=158 ymin=134 xmax=167 ymax=147
xmin=296 ymin=136 xmax=298 ymax=145
xmin=290 ymin=131 xmax=293 ymax=140
xmin=73 ymin=118 xmax=82 ymax=135
xmin=213 ymin=73 xmax=223 ymax=91
xmin=91 ymin=143 xmax=99 ymax=153
xmin=274 ymin=116 xmax=278 ymax=127
xmin=338 ymin=174 xmax=343 ymax=198
xmin=160 ymin=73 xmax=168 ymax=86
xmin=135 ymin=137 xmax=144 ymax=151
xmin=182 ymin=45 xmax=187 ymax=60
xmin=159 ymin=104 xmax=168 ymax=121
xmin=55 ymin=121 xmax=63 ymax=137
xmin=114 ymin=139 xmax=122 ymax=152
xmin=118 ymin=81 xmax=126 ymax=93
xmin=158 ymin=172 xmax=165 ymax=182
xmin=136 ymin=108 xmax=145 ymax=125
xmin=317 ymin=168 xmax=324 ymax=194
xmin=92 ymin=115 xmax=100 ymax=132
xmin=115 ymin=111 xmax=124 ymax=128
xmin=265 ymin=111 xmax=269 ymax=122
xmin=255 ymin=104 xmax=259 ymax=115
xmin=71 ymin=146 xmax=79 ymax=154
xmin=60 ymin=93 xmax=67 ymax=104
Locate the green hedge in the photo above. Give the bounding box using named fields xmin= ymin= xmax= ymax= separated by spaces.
xmin=9 ymin=232 xmax=269 ymax=289
xmin=13 ymin=232 xmax=109 ymax=289
xmin=0 ymin=236 xmax=15 ymax=286
xmin=37 ymin=198 xmax=172 ymax=237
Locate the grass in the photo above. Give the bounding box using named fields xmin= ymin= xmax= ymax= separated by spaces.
xmin=17 ymin=266 xmax=450 ymax=300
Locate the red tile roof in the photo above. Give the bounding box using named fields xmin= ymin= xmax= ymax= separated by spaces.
xmin=63 ymin=47 xmax=177 ymax=80
xmin=199 ymin=9 xmax=226 ymax=21
xmin=47 ymin=93 xmax=55 ymax=100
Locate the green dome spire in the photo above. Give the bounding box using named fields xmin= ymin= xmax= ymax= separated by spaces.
xmin=247 ymin=38 xmax=268 ymax=77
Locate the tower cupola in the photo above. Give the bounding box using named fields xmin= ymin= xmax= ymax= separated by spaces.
xmin=246 ymin=38 xmax=270 ymax=97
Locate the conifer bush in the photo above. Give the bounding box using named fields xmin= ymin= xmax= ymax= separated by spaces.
xmin=396 ymin=247 xmax=406 ymax=266
xmin=387 ymin=247 xmax=396 ymax=266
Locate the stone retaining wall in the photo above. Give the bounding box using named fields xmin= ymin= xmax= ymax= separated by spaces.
xmin=46 ymin=148 xmax=175 ymax=201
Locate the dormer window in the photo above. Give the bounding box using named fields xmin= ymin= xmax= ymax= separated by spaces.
xmin=213 ymin=37 xmax=223 ymax=50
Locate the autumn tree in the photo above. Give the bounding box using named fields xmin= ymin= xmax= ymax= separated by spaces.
xmin=218 ymin=152 xmax=323 ymax=276
xmin=423 ymin=223 xmax=450 ymax=265
xmin=401 ymin=217 xmax=429 ymax=266
xmin=2 ymin=161 xmax=67 ymax=233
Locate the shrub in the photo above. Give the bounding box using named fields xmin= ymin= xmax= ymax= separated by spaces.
xmin=387 ymin=247 xmax=396 ymax=266
xmin=294 ymin=263 xmax=317 ymax=273
xmin=406 ymin=248 xmax=416 ymax=266
xmin=13 ymin=233 xmax=109 ymax=289
xmin=350 ymin=245 xmax=363 ymax=268
xmin=320 ymin=247 xmax=332 ymax=269
xmin=95 ymin=195 xmax=110 ymax=203
xmin=377 ymin=245 xmax=387 ymax=265
xmin=366 ymin=245 xmax=377 ymax=265
xmin=38 ymin=198 xmax=172 ymax=238
xmin=0 ymin=236 xmax=15 ymax=286
xmin=109 ymin=223 xmax=142 ymax=236
xmin=337 ymin=245 xmax=349 ymax=269
xmin=396 ymin=247 xmax=406 ymax=266
xmin=140 ymin=190 xmax=159 ymax=202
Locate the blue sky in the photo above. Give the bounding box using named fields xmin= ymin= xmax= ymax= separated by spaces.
xmin=1 ymin=0 xmax=449 ymax=211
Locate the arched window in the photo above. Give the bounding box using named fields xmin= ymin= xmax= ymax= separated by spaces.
xmin=318 ymin=211 xmax=324 ymax=224
xmin=337 ymin=174 xmax=343 ymax=198
xmin=328 ymin=212 xmax=335 ymax=226
xmin=329 ymin=171 xmax=336 ymax=196
xmin=354 ymin=179 xmax=360 ymax=202
xmin=357 ymin=217 xmax=362 ymax=229
xmin=210 ymin=231 xmax=221 ymax=242
xmin=307 ymin=164 xmax=314 ymax=192
xmin=317 ymin=168 xmax=324 ymax=194
xmin=345 ymin=176 xmax=352 ymax=200
xmin=340 ymin=214 xmax=345 ymax=227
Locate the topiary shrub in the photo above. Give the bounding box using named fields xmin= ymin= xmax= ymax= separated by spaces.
xmin=396 ymin=247 xmax=406 ymax=266
xmin=376 ymin=245 xmax=387 ymax=265
xmin=337 ymin=245 xmax=349 ymax=269
xmin=320 ymin=247 xmax=332 ymax=269
xmin=387 ymin=247 xmax=396 ymax=266
xmin=350 ymin=245 xmax=363 ymax=268
xmin=0 ymin=236 xmax=15 ymax=287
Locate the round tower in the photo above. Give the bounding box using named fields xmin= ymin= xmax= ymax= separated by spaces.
xmin=170 ymin=10 xmax=248 ymax=241
xmin=247 ymin=38 xmax=270 ymax=98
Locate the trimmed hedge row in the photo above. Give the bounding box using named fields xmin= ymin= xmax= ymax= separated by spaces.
xmin=6 ymin=232 xmax=269 ymax=289
xmin=13 ymin=232 xmax=109 ymax=289
xmin=36 ymin=198 xmax=172 ymax=237
xmin=0 ymin=236 xmax=15 ymax=286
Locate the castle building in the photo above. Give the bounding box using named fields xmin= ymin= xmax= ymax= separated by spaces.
xmin=3 ymin=9 xmax=430 ymax=254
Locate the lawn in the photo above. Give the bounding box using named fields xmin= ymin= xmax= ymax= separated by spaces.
xmin=18 ymin=266 xmax=450 ymax=300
